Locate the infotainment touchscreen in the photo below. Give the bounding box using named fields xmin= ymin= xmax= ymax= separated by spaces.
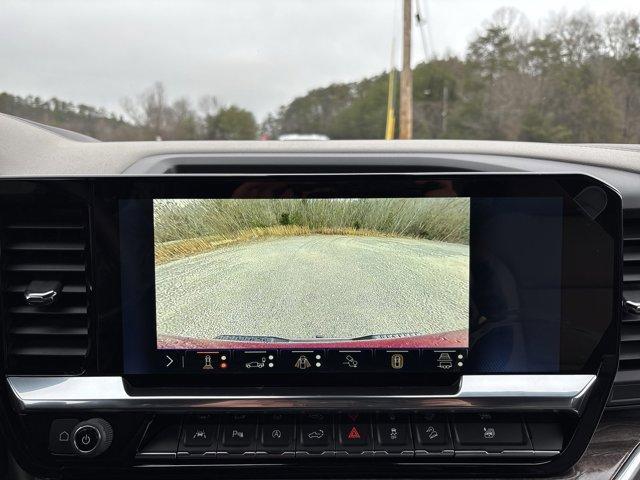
xmin=113 ymin=174 xmax=620 ymax=382
xmin=153 ymin=198 xmax=470 ymax=354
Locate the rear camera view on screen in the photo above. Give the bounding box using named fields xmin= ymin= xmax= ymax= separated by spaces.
xmin=154 ymin=198 xmax=470 ymax=350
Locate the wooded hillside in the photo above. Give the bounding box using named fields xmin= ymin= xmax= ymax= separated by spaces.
xmin=2 ymin=9 xmax=639 ymax=143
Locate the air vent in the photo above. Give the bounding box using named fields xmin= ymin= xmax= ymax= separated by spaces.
xmin=619 ymin=210 xmax=640 ymax=374
xmin=1 ymin=206 xmax=90 ymax=374
xmin=610 ymin=209 xmax=640 ymax=405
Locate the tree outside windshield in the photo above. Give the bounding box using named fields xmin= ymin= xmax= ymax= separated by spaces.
xmin=1 ymin=0 xmax=639 ymax=143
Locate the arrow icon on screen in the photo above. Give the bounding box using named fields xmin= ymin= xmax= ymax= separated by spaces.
xmin=165 ymin=355 xmax=174 ymax=368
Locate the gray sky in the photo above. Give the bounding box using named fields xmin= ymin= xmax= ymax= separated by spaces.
xmin=1 ymin=0 xmax=638 ymax=121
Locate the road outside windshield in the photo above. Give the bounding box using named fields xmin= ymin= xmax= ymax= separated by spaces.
xmin=2 ymin=0 xmax=640 ymax=143
xmin=153 ymin=198 xmax=470 ymax=350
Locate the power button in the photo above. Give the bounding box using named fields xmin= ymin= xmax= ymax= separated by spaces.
xmin=71 ymin=419 xmax=113 ymax=457
xmin=73 ymin=425 xmax=101 ymax=454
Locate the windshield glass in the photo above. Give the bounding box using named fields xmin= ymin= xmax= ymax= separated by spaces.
xmin=1 ymin=0 xmax=639 ymax=142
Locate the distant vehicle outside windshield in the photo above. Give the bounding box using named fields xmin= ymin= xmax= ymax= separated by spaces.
xmin=1 ymin=0 xmax=639 ymax=143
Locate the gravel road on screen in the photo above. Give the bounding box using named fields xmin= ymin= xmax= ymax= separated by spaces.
xmin=155 ymin=235 xmax=469 ymax=341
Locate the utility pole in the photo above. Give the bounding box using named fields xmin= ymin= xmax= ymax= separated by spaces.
xmin=441 ymin=85 xmax=449 ymax=135
xmin=399 ymin=0 xmax=413 ymax=139
xmin=385 ymin=37 xmax=397 ymax=140
xmin=385 ymin=69 xmax=397 ymax=140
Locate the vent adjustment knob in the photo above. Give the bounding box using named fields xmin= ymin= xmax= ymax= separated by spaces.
xmin=72 ymin=418 xmax=113 ymax=457
xmin=24 ymin=280 xmax=62 ymax=306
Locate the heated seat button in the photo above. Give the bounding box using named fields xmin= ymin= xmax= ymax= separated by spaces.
xmin=259 ymin=414 xmax=295 ymax=454
xmin=453 ymin=414 xmax=525 ymax=446
xmin=375 ymin=413 xmax=412 ymax=453
xmin=49 ymin=419 xmax=79 ymax=455
xmin=220 ymin=414 xmax=257 ymax=454
xmin=337 ymin=413 xmax=373 ymax=454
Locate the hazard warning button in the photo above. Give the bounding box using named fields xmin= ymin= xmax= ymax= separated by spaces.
xmin=337 ymin=413 xmax=372 ymax=453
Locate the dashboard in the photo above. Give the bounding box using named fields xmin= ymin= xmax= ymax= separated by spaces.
xmin=0 ymin=172 xmax=622 ymax=478
xmin=0 ymin=114 xmax=638 ymax=479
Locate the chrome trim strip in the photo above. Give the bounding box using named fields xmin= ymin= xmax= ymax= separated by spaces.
xmin=614 ymin=443 xmax=640 ymax=480
xmin=6 ymin=375 xmax=596 ymax=413
xmin=454 ymin=450 xmax=536 ymax=457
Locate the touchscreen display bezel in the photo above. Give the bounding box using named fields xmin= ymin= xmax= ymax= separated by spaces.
xmin=89 ymin=173 xmax=621 ymax=388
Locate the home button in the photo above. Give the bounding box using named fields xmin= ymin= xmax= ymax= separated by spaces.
xmin=49 ymin=418 xmax=79 ymax=455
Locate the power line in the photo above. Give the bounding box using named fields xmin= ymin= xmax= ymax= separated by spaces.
xmin=423 ymin=0 xmax=436 ymax=58
xmin=415 ymin=0 xmax=435 ymax=61
xmin=415 ymin=0 xmax=429 ymax=60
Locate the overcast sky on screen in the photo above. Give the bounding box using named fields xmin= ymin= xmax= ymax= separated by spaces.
xmin=1 ymin=0 xmax=638 ymax=120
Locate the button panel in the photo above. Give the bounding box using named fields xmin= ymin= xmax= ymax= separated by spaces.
xmin=177 ymin=415 xmax=218 ymax=456
xmin=375 ymin=413 xmax=414 ymax=456
xmin=136 ymin=412 xmax=560 ymax=460
xmin=337 ymin=413 xmax=373 ymax=455
xmin=452 ymin=413 xmax=532 ymax=456
xmin=258 ymin=414 xmax=295 ymax=456
xmin=219 ymin=413 xmax=257 ymax=455
xmin=297 ymin=413 xmax=334 ymax=456
xmin=412 ymin=413 xmax=453 ymax=456
xmin=183 ymin=424 xmax=215 ymax=447
xmin=327 ymin=350 xmax=374 ymax=371
xmin=49 ymin=418 xmax=79 ymax=455
xmin=137 ymin=419 xmax=181 ymax=459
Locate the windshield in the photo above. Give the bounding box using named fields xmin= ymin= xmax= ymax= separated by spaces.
xmin=1 ymin=0 xmax=639 ymax=142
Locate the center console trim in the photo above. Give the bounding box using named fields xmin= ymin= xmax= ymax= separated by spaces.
xmin=7 ymin=374 xmax=596 ymax=413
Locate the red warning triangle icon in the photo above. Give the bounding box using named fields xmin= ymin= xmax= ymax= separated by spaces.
xmin=347 ymin=426 xmax=361 ymax=440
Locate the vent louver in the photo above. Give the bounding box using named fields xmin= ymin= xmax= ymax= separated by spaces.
xmin=610 ymin=209 xmax=640 ymax=405
xmin=2 ymin=206 xmax=90 ymax=374
xmin=618 ymin=209 xmax=640 ymax=378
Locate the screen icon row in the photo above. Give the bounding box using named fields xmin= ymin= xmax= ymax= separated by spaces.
xmin=158 ymin=349 xmax=467 ymax=374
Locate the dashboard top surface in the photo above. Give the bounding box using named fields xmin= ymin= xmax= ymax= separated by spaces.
xmin=2 ymin=113 xmax=640 ymax=177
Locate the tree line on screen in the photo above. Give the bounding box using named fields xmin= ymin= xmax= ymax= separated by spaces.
xmin=154 ymin=198 xmax=470 ymax=244
xmin=153 ymin=198 xmax=470 ymax=264
xmin=2 ymin=9 xmax=639 ymax=143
